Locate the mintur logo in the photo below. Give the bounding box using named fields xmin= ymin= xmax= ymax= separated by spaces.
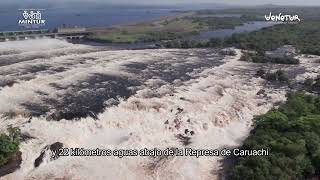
xmin=265 ymin=12 xmax=301 ymax=23
xmin=18 ymin=9 xmax=46 ymax=28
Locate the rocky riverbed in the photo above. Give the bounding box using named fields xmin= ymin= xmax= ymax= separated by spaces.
xmin=0 ymin=39 xmax=317 ymax=180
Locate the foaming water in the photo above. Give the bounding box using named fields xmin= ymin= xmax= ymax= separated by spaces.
xmin=0 ymin=39 xmax=286 ymax=180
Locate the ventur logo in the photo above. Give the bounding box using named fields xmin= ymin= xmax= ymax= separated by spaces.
xmin=265 ymin=12 xmax=301 ymax=23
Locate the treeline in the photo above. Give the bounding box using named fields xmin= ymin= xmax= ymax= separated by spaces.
xmin=162 ymin=21 xmax=320 ymax=56
xmin=162 ymin=39 xmax=210 ymax=49
xmin=138 ymin=31 xmax=197 ymax=43
xmin=240 ymin=52 xmax=300 ymax=64
xmin=162 ymin=38 xmax=224 ymax=49
xmin=196 ymin=7 xmax=320 ymax=21
xmin=224 ymin=22 xmax=320 ymax=56
xmin=232 ymin=92 xmax=320 ymax=179
xmin=188 ymin=15 xmax=259 ymax=30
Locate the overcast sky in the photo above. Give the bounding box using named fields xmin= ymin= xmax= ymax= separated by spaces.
xmin=2 ymin=0 xmax=320 ymax=6
xmin=108 ymin=0 xmax=320 ymax=6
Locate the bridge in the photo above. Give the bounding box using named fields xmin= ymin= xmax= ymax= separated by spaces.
xmin=0 ymin=28 xmax=91 ymax=42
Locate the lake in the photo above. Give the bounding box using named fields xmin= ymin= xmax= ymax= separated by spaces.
xmin=0 ymin=3 xmax=227 ymax=32
xmin=0 ymin=5 xmax=180 ymax=31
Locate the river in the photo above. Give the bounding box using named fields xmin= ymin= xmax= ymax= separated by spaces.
xmin=186 ymin=21 xmax=280 ymax=41
xmin=0 ymin=38 xmax=288 ymax=180
xmin=71 ymin=21 xmax=280 ymax=49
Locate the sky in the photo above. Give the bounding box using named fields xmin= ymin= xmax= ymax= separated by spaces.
xmin=1 ymin=0 xmax=320 ymax=6
xmin=105 ymin=0 xmax=320 ymax=6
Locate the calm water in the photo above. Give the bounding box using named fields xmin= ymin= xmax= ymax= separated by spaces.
xmin=187 ymin=21 xmax=280 ymax=40
xmin=0 ymin=5 xmax=179 ymax=31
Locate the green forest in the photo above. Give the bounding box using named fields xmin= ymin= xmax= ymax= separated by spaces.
xmin=224 ymin=21 xmax=320 ymax=55
xmin=232 ymin=92 xmax=320 ymax=180
xmin=85 ymin=15 xmax=258 ymax=44
xmin=163 ymin=21 xmax=320 ymax=56
xmin=163 ymin=6 xmax=320 ymax=56
xmin=0 ymin=127 xmax=20 ymax=167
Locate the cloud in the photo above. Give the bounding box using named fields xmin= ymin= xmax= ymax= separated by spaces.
xmin=1 ymin=0 xmax=320 ymax=6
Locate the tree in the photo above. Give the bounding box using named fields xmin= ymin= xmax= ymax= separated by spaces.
xmin=0 ymin=127 xmax=20 ymax=166
xmin=231 ymin=92 xmax=320 ymax=180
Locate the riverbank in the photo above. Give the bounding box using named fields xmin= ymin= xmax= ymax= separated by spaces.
xmin=72 ymin=20 xmax=277 ymax=50
xmin=84 ymin=9 xmax=265 ymax=44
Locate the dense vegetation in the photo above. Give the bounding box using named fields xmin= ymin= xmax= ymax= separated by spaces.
xmin=240 ymin=52 xmax=300 ymax=64
xmin=163 ymin=7 xmax=320 ymax=56
xmin=86 ymin=30 xmax=197 ymax=44
xmin=163 ymin=21 xmax=320 ymax=56
xmin=232 ymin=92 xmax=320 ymax=180
xmin=188 ymin=15 xmax=258 ymax=30
xmin=0 ymin=127 xmax=20 ymax=167
xmin=85 ymin=18 xmax=202 ymax=43
xmin=256 ymin=69 xmax=289 ymax=82
xmin=86 ymin=15 xmax=257 ymax=43
xmin=197 ymin=6 xmax=320 ymax=21
xmin=85 ymin=6 xmax=320 ymax=53
xmin=305 ymin=76 xmax=320 ymax=93
xmin=224 ymin=21 xmax=320 ymax=56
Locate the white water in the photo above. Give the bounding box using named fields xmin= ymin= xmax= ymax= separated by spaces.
xmin=0 ymin=39 xmax=287 ymax=180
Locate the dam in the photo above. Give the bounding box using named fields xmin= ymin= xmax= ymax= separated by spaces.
xmin=0 ymin=27 xmax=90 ymax=42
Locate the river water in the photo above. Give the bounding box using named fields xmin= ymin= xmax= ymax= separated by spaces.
xmin=0 ymin=39 xmax=286 ymax=180
xmin=187 ymin=21 xmax=280 ymax=41
xmin=0 ymin=4 xmax=179 ymax=31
